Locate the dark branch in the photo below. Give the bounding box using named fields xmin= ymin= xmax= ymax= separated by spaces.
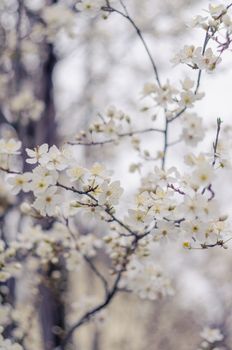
xmin=102 ymin=2 xmax=162 ymax=87
xmin=212 ymin=118 xmax=222 ymax=166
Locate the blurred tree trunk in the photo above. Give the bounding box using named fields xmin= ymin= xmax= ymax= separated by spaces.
xmin=35 ymin=24 xmax=66 ymax=350
xmin=14 ymin=0 xmax=65 ymax=348
xmin=35 ymin=42 xmax=57 ymax=147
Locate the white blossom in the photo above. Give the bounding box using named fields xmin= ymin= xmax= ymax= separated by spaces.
xmin=33 ymin=186 xmax=62 ymax=216
xmin=26 ymin=144 xmax=49 ymax=164
xmin=200 ymin=327 xmax=224 ymax=343
xmin=7 ymin=173 xmax=32 ymax=194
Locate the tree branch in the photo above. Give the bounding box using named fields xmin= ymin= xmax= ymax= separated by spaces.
xmin=69 ymin=127 xmax=165 ymax=146
xmin=102 ymin=1 xmax=162 ymax=87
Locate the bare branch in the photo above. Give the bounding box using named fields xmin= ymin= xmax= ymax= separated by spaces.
xmin=60 ymin=271 xmax=122 ymax=349
xmin=102 ymin=1 xmax=162 ymax=87
xmin=69 ymin=127 xmax=165 ymax=146
xmin=212 ymin=117 xmax=222 ymax=166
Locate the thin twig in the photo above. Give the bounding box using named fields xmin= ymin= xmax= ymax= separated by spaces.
xmin=69 ymin=127 xmax=165 ymax=146
xmin=0 ymin=167 xmax=22 ymax=175
xmin=60 ymin=271 xmax=122 ymax=348
xmin=169 ymin=29 xmax=212 ymax=123
xmin=65 ymin=220 xmax=109 ymax=296
xmin=102 ymin=1 xmax=161 ymax=87
xmin=83 ymin=255 xmax=109 ymax=295
xmin=57 ymin=183 xmax=137 ymax=237
xmin=161 ymin=117 xmax=169 ymax=170
xmin=212 ymin=118 xmax=222 ymax=166
xmin=194 ymin=29 xmax=210 ymax=94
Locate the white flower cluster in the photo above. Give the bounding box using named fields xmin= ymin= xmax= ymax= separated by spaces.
xmin=0 ymin=109 xmax=230 ymax=283
xmin=74 ymin=105 xmax=130 ymax=144
xmin=141 ymin=78 xmax=205 ymax=148
xmin=198 ymin=327 xmax=224 ymax=349
xmin=1 ymin=140 xmax=125 ymax=225
xmin=130 ymin=158 xmax=228 ymax=249
xmin=2 ymin=139 xmax=217 ymax=294
xmin=2 ymin=0 xmax=232 ymax=346
xmin=201 ymin=327 xmax=224 ymax=343
xmin=0 ymin=139 xmax=21 ymax=156
xmin=41 ymin=3 xmax=76 ymax=40
xmin=174 ymin=3 xmax=232 ymax=72
xmin=0 ymin=238 xmax=22 ymax=282
xmin=180 ymin=112 xmax=205 ymax=146
xmin=0 ymin=299 xmax=40 ymax=349
xmin=0 ymin=220 xmax=102 ymax=282
xmin=143 ymin=77 xmax=204 ymax=109
xmin=192 ymin=3 xmax=232 ymax=32
xmin=66 ymin=233 xmax=102 ymax=271
xmin=9 ymin=89 xmax=44 ymax=124
xmin=172 ymin=46 xmax=221 ymax=72
xmin=119 ymin=258 xmax=174 ymax=300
